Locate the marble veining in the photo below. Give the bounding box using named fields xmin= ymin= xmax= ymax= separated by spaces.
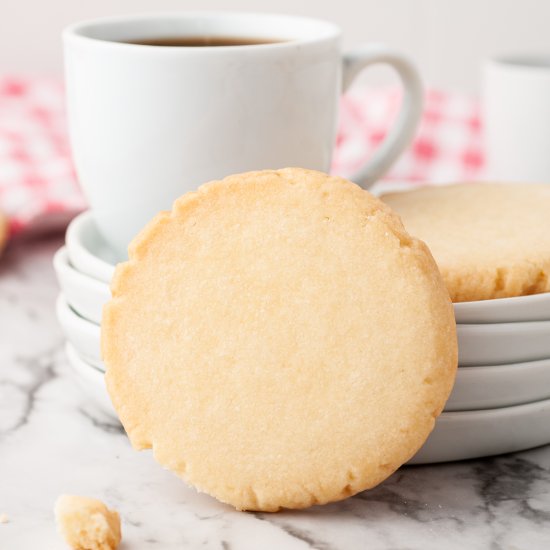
xmin=1 ymin=236 xmax=550 ymax=549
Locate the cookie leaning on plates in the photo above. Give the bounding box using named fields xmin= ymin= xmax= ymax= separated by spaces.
xmin=102 ymin=168 xmax=457 ymax=512
xmin=382 ymin=183 xmax=550 ymax=302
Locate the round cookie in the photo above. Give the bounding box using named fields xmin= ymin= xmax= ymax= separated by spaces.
xmin=382 ymin=183 xmax=550 ymax=302
xmin=102 ymin=168 xmax=457 ymax=511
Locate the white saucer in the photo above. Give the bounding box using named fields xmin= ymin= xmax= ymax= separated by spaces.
xmin=457 ymin=320 xmax=550 ymax=366
xmin=65 ymin=342 xmax=550 ymax=463
xmin=54 ymin=247 xmax=111 ymax=324
xmin=66 ymin=211 xmax=119 ymax=283
xmin=56 ymin=294 xmax=101 ymax=362
xmin=60 ymin=303 xmax=550 ymax=415
xmin=65 ymin=342 xmax=117 ymax=419
xmin=66 ymin=209 xmax=550 ymax=325
xmin=57 ymin=288 xmax=550 ymax=383
xmin=410 ymin=398 xmax=550 ymax=464
xmin=445 ymin=357 xmax=550 ymax=411
xmin=454 ymin=292 xmax=550 ymax=324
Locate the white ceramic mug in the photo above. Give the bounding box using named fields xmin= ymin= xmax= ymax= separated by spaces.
xmin=484 ymin=55 xmax=550 ymax=183
xmin=64 ymin=12 xmax=423 ymax=256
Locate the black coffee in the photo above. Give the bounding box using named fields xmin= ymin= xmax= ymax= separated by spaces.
xmin=124 ymin=36 xmax=283 ymax=47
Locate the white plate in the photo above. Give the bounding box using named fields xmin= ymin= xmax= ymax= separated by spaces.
xmin=410 ymin=398 xmax=550 ymax=464
xmin=67 ymin=344 xmax=550 ymax=463
xmin=446 ymin=358 xmax=550 ymax=411
xmin=56 ymin=294 xmax=550 ymax=411
xmin=457 ymin=320 xmax=550 ymax=366
xmin=56 ymin=294 xmax=101 ymax=362
xmin=85 ymin=344 xmax=550 ymax=413
xmin=65 ymin=343 xmax=117 ymax=419
xmin=66 ymin=211 xmax=119 ymax=284
xmin=65 ymin=210 xmax=550 ymax=325
xmin=454 ymin=292 xmax=550 ymax=324
xmin=53 ymin=247 xmax=111 ymax=324
xmin=77 ymin=311 xmax=545 ymax=376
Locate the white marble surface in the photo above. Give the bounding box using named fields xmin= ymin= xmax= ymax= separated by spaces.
xmin=1 ymin=236 xmax=550 ymax=550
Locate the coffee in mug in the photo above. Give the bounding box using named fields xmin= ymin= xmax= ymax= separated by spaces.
xmin=124 ymin=36 xmax=284 ymax=47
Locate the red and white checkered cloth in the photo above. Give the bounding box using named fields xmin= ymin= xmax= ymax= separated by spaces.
xmin=0 ymin=75 xmax=484 ymax=238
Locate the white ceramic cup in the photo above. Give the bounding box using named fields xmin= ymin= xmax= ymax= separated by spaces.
xmin=64 ymin=12 xmax=423 ymax=257
xmin=483 ymin=55 xmax=550 ymax=183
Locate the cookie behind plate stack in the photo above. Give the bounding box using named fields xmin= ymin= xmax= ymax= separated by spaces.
xmin=382 ymin=183 xmax=550 ymax=302
xmin=102 ymin=168 xmax=457 ymax=511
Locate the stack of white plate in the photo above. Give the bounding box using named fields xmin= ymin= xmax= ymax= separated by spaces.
xmin=55 ymin=211 xmax=550 ymax=464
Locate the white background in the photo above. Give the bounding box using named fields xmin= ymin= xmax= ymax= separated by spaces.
xmin=0 ymin=0 xmax=549 ymax=92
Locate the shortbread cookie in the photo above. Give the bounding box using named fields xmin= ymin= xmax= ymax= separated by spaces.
xmin=102 ymin=168 xmax=457 ymax=511
xmin=382 ymin=183 xmax=550 ymax=302
xmin=54 ymin=495 xmax=121 ymax=550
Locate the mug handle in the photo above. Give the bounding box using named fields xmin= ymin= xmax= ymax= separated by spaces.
xmin=342 ymin=44 xmax=424 ymax=187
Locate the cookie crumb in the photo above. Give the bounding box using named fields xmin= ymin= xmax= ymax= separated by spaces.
xmin=54 ymin=495 xmax=121 ymax=550
xmin=0 ymin=513 xmax=9 ymax=524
